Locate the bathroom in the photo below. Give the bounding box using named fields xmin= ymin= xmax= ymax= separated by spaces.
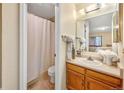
xmin=0 ymin=3 xmax=124 ymax=90
xmin=27 ymin=4 xmax=55 ymax=89
xmin=26 ymin=3 xmax=124 ymax=90
xmin=60 ymin=3 xmax=123 ymax=90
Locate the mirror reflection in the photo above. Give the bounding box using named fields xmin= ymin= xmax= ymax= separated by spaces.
xmin=76 ymin=7 xmax=119 ymax=53
xmin=88 ymin=13 xmax=113 ymax=52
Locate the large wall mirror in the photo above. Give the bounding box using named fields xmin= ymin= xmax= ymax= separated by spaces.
xmin=76 ymin=4 xmax=120 ymax=53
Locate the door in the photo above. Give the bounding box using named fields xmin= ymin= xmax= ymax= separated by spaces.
xmin=67 ymin=70 xmax=84 ymax=90
xmin=85 ymin=77 xmax=116 ymax=90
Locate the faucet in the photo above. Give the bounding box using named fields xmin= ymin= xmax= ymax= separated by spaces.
xmin=87 ymin=56 xmax=94 ymax=61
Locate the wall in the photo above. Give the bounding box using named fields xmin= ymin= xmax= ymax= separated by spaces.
xmin=0 ymin=4 xmax=2 ymax=88
xmin=118 ymin=42 xmax=124 ymax=89
xmin=76 ymin=21 xmax=85 ymax=50
xmin=56 ymin=4 xmax=76 ymax=89
xmin=119 ymin=3 xmax=124 ymax=89
xmin=89 ymin=31 xmax=112 ymax=47
xmin=2 ymin=4 xmax=19 ymax=89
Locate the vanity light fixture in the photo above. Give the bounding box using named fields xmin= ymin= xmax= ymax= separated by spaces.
xmin=79 ymin=3 xmax=108 ymax=15
xmin=85 ymin=3 xmax=101 ymax=13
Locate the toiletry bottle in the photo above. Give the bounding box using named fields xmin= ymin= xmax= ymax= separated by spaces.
xmin=72 ymin=44 xmax=75 ymax=59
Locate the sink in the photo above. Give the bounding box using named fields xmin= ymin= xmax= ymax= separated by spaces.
xmin=85 ymin=60 xmax=103 ymax=66
xmin=75 ymin=57 xmax=103 ymax=67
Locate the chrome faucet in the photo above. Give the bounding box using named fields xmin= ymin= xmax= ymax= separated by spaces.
xmin=87 ymin=56 xmax=94 ymax=61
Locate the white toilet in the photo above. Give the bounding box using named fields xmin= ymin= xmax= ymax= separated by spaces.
xmin=48 ymin=65 xmax=55 ymax=83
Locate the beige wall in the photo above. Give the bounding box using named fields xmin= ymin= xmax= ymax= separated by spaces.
xmin=2 ymin=4 xmax=19 ymax=89
xmin=118 ymin=42 xmax=124 ymax=89
xmin=119 ymin=3 xmax=124 ymax=89
xmin=0 ymin=4 xmax=2 ymax=88
xmin=57 ymin=4 xmax=76 ymax=89
xmin=89 ymin=31 xmax=112 ymax=47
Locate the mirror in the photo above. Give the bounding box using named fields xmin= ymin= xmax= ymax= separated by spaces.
xmin=76 ymin=4 xmax=119 ymax=53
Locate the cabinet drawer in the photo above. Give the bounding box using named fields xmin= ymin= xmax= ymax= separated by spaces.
xmin=67 ymin=63 xmax=85 ymax=75
xmin=86 ymin=70 xmax=122 ymax=87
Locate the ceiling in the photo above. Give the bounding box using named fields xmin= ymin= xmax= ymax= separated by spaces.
xmin=87 ymin=13 xmax=113 ymax=32
xmin=28 ymin=3 xmax=55 ymax=20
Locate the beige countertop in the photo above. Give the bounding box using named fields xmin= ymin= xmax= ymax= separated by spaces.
xmin=66 ymin=57 xmax=123 ymax=79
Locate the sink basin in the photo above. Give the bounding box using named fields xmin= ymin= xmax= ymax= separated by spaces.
xmin=75 ymin=57 xmax=103 ymax=67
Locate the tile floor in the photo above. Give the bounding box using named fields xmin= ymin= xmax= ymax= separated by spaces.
xmin=28 ymin=71 xmax=54 ymax=90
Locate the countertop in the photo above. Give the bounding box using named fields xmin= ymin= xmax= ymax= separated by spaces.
xmin=66 ymin=57 xmax=123 ymax=79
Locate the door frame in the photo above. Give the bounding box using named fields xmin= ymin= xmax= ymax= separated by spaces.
xmin=19 ymin=3 xmax=60 ymax=90
xmin=19 ymin=3 xmax=27 ymax=90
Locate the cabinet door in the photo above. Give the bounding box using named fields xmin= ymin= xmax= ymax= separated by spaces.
xmin=67 ymin=70 xmax=84 ymax=90
xmin=86 ymin=77 xmax=116 ymax=90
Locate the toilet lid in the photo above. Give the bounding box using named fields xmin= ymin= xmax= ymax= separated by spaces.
xmin=48 ymin=65 xmax=55 ymax=73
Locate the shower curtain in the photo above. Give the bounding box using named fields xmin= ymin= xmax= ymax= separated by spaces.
xmin=27 ymin=13 xmax=55 ymax=82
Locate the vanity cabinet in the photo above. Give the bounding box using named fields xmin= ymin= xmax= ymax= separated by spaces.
xmin=66 ymin=63 xmax=122 ymax=90
xmin=85 ymin=77 xmax=116 ymax=90
xmin=67 ymin=70 xmax=85 ymax=90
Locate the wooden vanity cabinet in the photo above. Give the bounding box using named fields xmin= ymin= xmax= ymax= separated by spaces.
xmin=86 ymin=69 xmax=122 ymax=88
xmin=66 ymin=63 xmax=122 ymax=90
xmin=66 ymin=63 xmax=85 ymax=89
xmin=85 ymin=77 xmax=116 ymax=90
xmin=67 ymin=70 xmax=85 ymax=90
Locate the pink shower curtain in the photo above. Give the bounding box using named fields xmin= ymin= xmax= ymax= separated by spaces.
xmin=27 ymin=13 xmax=55 ymax=82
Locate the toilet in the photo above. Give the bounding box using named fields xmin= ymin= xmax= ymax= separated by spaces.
xmin=48 ymin=65 xmax=55 ymax=83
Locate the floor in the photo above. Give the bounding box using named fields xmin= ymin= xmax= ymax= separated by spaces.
xmin=28 ymin=71 xmax=54 ymax=90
